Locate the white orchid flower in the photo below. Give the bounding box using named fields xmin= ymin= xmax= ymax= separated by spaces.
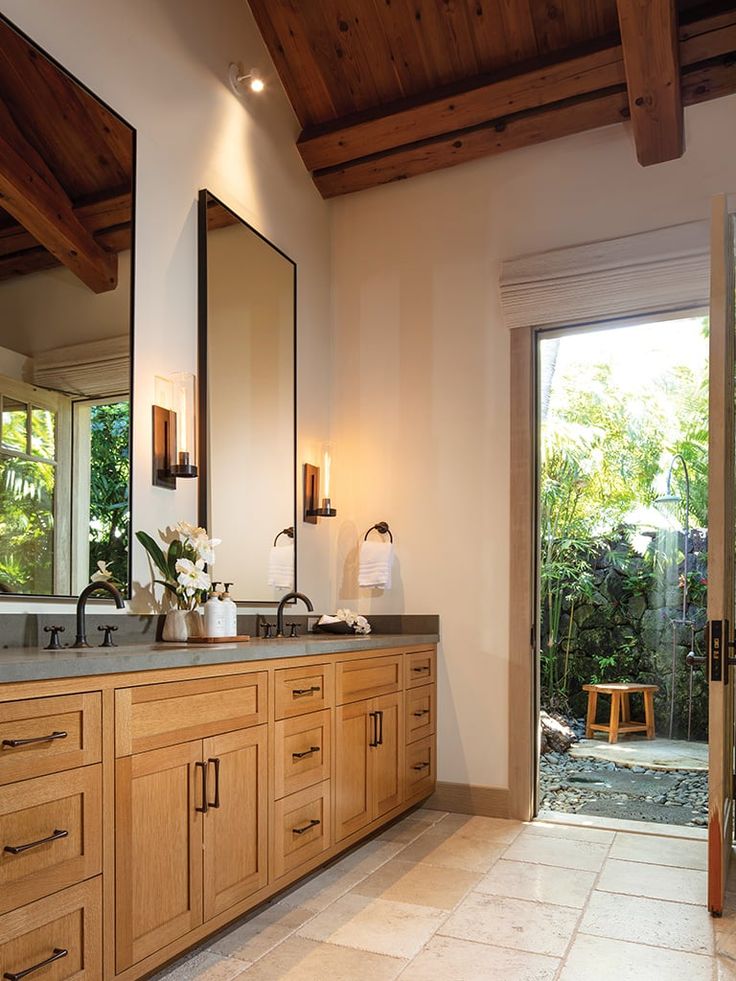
xmin=175 ymin=558 xmax=210 ymax=594
xmin=91 ymin=560 xmax=113 ymax=583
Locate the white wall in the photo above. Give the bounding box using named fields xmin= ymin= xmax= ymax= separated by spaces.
xmin=330 ymin=95 xmax=736 ymax=790
xmin=1 ymin=0 xmax=333 ymax=614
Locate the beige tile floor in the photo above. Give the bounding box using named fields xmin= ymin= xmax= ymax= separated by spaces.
xmin=151 ymin=809 xmax=736 ymax=980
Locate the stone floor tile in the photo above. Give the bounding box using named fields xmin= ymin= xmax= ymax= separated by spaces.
xmin=476 ymin=859 xmax=596 ymax=908
xmin=399 ymin=935 xmax=559 ymax=981
xmin=580 ymin=890 xmax=714 ymax=954
xmin=150 ymin=951 xmax=248 ymax=981
xmin=278 ymin=841 xmax=400 ymax=912
xmin=351 ymin=858 xmax=479 ymax=909
xmin=208 ymin=904 xmax=313 ymax=964
xmin=234 ymin=935 xmax=406 ymax=980
xmin=397 ymin=828 xmax=507 ymax=872
xmin=597 ymin=857 xmax=707 ymax=905
xmin=523 ymin=820 xmax=615 ymax=844
xmin=502 ymin=831 xmax=609 ymax=872
xmin=297 ymin=892 xmax=445 ymax=958
xmin=439 ymin=892 xmax=579 ymax=957
xmin=610 ymin=832 xmax=707 ymax=870
xmin=560 ymin=933 xmax=714 ymax=981
xmin=433 ymin=813 xmax=523 ymax=843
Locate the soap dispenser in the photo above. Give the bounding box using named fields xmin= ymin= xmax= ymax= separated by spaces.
xmin=221 ymin=582 xmax=237 ymax=637
xmin=204 ymin=582 xmax=226 ymax=638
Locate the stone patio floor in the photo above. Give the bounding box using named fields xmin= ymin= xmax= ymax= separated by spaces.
xmin=570 ymin=736 xmax=707 ymax=772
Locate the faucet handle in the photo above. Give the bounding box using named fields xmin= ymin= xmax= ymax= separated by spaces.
xmin=44 ymin=625 xmax=65 ymax=650
xmin=263 ymin=622 xmax=275 ymax=639
xmin=98 ymin=624 xmax=119 ymax=648
xmin=289 ymin=622 xmax=299 ymax=638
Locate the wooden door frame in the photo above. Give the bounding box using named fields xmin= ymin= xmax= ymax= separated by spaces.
xmin=508 ymin=325 xmax=538 ymax=821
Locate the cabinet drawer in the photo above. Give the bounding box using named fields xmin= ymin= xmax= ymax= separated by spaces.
xmin=0 ymin=766 xmax=101 ymax=915
xmin=274 ymin=663 xmax=334 ymax=720
xmin=0 ymin=877 xmax=101 ymax=981
xmin=274 ymin=710 xmax=331 ymax=800
xmin=405 ymin=650 xmax=436 ymax=689
xmin=273 ymin=781 xmax=331 ymax=881
xmin=405 ymin=736 xmax=436 ymax=802
xmin=115 ymin=672 xmax=268 ymax=756
xmin=405 ymin=684 xmax=436 ymax=744
xmin=336 ymin=655 xmax=402 ymax=705
xmin=0 ymin=694 xmax=101 ymax=786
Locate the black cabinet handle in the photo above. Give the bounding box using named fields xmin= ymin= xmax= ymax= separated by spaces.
xmin=4 ymin=948 xmax=68 ymax=980
xmin=292 ymin=686 xmax=321 ymax=697
xmin=377 ymin=710 xmax=384 ymax=746
xmin=413 ymin=709 xmax=430 ymax=717
xmin=292 ymin=819 xmax=320 ymax=836
xmin=4 ymin=828 xmax=68 ymax=855
xmin=412 ymin=761 xmax=430 ymax=771
xmin=411 ymin=666 xmax=430 ymax=673
xmin=292 ymin=746 xmax=320 ymax=760
xmin=2 ymin=731 xmax=67 ymax=749
xmin=207 ymin=757 xmax=221 ymax=809
xmin=195 ymin=760 xmax=208 ymax=813
xmin=369 ymin=711 xmax=379 ymax=747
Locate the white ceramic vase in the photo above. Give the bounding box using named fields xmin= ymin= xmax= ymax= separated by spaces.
xmin=162 ymin=609 xmax=188 ymax=643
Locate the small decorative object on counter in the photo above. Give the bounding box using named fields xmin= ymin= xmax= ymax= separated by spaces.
xmin=204 ymin=583 xmax=227 ymax=638
xmin=136 ymin=521 xmax=220 ymax=642
xmin=315 ymin=608 xmax=371 ymax=635
xmin=221 ymin=582 xmax=238 ymax=636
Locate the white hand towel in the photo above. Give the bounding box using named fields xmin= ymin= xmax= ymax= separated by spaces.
xmin=268 ymin=543 xmax=294 ymax=590
xmin=359 ymin=540 xmax=393 ymax=589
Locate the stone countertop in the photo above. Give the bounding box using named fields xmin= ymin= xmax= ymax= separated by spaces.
xmin=0 ymin=633 xmax=440 ymax=684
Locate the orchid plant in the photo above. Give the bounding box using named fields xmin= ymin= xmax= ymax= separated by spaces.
xmin=136 ymin=522 xmax=220 ymax=611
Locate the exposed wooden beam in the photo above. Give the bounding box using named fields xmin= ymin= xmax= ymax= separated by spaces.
xmin=313 ymin=55 xmax=736 ymax=198
xmin=616 ymin=0 xmax=683 ymax=165
xmin=0 ymin=101 xmax=118 ymax=292
xmin=0 ymin=191 xmax=131 ymax=257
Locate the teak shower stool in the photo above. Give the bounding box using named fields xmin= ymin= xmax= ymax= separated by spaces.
xmin=583 ymin=682 xmax=659 ymax=743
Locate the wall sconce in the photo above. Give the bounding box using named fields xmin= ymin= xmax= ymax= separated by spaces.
xmin=152 ymin=372 xmax=198 ymax=489
xmin=304 ymin=443 xmax=337 ymax=522
xmin=228 ymin=63 xmax=265 ymax=95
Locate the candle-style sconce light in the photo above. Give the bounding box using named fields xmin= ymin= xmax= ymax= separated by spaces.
xmin=152 ymin=372 xmax=199 ymax=489
xmin=304 ymin=442 xmax=337 ymax=522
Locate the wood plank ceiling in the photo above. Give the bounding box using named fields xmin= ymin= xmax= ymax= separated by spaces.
xmin=0 ymin=16 xmax=133 ymax=289
xmin=247 ymin=0 xmax=736 ymax=197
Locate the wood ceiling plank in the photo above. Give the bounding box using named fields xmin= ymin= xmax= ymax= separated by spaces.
xmin=498 ymin=0 xmax=540 ymax=62
xmin=0 ymin=225 xmax=131 ymax=282
xmin=616 ymin=0 xmax=684 ymax=165
xmin=0 ymin=100 xmax=117 ymax=293
xmin=299 ymin=8 xmax=735 ymax=172
xmin=0 ymin=192 xmax=132 ymax=257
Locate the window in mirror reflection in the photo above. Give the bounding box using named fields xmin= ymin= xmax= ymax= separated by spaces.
xmin=0 ymin=15 xmax=135 ymax=596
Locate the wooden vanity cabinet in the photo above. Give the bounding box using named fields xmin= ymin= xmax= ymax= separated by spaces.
xmin=0 ymin=642 xmax=436 ymax=981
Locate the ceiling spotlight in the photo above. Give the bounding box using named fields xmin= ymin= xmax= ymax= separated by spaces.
xmin=228 ymin=63 xmax=265 ymax=96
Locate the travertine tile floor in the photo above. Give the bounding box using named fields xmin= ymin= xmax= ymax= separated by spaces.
xmin=151 ymin=809 xmax=736 ymax=980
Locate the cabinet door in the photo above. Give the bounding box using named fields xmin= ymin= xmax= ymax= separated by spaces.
xmin=372 ymin=692 xmax=403 ymax=819
xmin=335 ymin=699 xmax=372 ymax=841
xmin=115 ymin=741 xmax=203 ymax=972
xmin=202 ymin=726 xmax=268 ymax=921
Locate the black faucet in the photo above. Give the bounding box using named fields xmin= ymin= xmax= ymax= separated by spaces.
xmin=276 ymin=591 xmax=314 ymax=638
xmin=73 ymin=581 xmax=125 ymax=647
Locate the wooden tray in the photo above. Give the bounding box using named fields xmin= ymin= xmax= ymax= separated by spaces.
xmin=186 ymin=635 xmax=250 ymax=644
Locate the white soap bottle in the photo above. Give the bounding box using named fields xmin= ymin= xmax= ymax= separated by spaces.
xmin=204 ymin=583 xmax=226 ymax=638
xmin=221 ymin=582 xmax=238 ymax=637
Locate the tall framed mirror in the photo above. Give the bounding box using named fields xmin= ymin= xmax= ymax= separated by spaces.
xmin=0 ymin=16 xmax=135 ymax=598
xmin=198 ymin=191 xmax=296 ymax=604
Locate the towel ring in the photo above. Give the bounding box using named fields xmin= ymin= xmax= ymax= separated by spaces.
xmin=273 ymin=526 xmax=295 ymax=547
xmin=363 ymin=521 xmax=393 ymax=543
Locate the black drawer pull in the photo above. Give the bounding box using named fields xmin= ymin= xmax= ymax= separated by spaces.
xmin=292 ymin=686 xmax=321 ymax=697
xmin=292 ymin=746 xmax=320 ymax=760
xmin=195 ymin=760 xmax=208 ymax=814
xmin=412 ymin=762 xmax=430 ymax=771
xmin=208 ymin=757 xmax=221 ymax=809
xmin=4 ymin=828 xmax=68 ymax=855
xmin=292 ymin=819 xmax=320 ymax=835
xmin=411 ymin=666 xmax=430 ymax=673
xmin=413 ymin=709 xmax=430 ymax=717
xmin=4 ymin=947 xmax=68 ymax=980
xmin=2 ymin=731 xmax=67 ymax=749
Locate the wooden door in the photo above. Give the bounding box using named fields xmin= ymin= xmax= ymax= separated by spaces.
xmin=708 ymin=194 xmax=736 ymax=916
xmin=372 ymin=692 xmax=403 ymax=818
xmin=202 ymin=726 xmax=268 ymax=921
xmin=335 ymin=699 xmax=372 ymax=841
xmin=115 ymin=741 xmax=203 ymax=972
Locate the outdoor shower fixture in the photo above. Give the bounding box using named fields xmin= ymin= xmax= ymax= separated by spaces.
xmin=654 ymin=454 xmax=695 ymax=740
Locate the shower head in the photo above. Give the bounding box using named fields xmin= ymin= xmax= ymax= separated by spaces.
xmin=654 ymin=492 xmax=682 ymax=506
